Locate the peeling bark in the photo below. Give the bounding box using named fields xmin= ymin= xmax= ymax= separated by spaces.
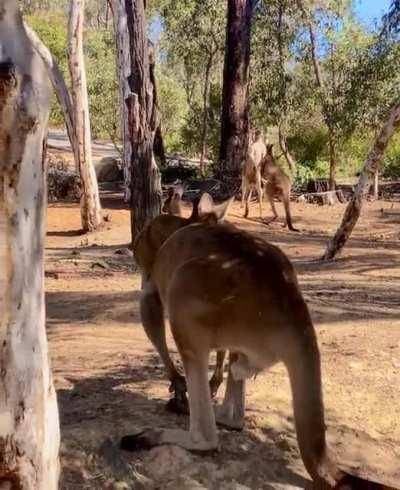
xmin=111 ymin=0 xmax=133 ymax=202
xmin=0 ymin=2 xmax=60 ymax=488
xmin=323 ymin=99 xmax=400 ymax=260
xmin=68 ymin=0 xmax=102 ymax=232
xmin=119 ymin=0 xmax=162 ymax=243
xmin=112 ymin=2 xmax=164 ymax=201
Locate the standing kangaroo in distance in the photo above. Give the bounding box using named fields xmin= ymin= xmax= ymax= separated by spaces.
xmin=261 ymin=144 xmax=299 ymax=232
xmin=241 ymin=129 xmax=266 ymax=218
xmin=126 ymin=192 xmax=344 ymax=487
xmin=162 ymin=185 xmax=184 ymax=216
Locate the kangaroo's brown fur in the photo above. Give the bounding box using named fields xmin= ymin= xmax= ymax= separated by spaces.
xmin=162 ymin=185 xmax=184 ymax=217
xmin=241 ymin=131 xmax=265 ymax=218
xmin=261 ymin=144 xmax=299 ymax=232
xmin=128 ymin=193 xmax=343 ymax=487
xmin=159 ymin=188 xmax=227 ymax=401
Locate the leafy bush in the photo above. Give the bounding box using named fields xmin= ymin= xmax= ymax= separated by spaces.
xmin=27 ymin=14 xmax=69 ymax=127
xmin=382 ymin=133 xmax=400 ymax=179
xmin=85 ymin=29 xmax=120 ymax=142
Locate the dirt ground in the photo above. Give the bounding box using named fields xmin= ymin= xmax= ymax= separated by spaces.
xmin=45 ymin=194 xmax=400 ymax=489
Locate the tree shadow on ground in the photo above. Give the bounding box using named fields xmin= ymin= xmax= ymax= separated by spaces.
xmin=46 ymin=290 xmax=141 ymax=328
xmin=57 ymin=360 xmax=311 ymax=489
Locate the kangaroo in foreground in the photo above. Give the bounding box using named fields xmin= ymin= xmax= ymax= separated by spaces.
xmin=161 ymin=186 xmax=226 ymax=401
xmin=241 ymin=130 xmax=266 ymax=219
xmin=261 ymin=144 xmax=299 ymax=232
xmin=128 ymin=192 xmax=346 ymax=487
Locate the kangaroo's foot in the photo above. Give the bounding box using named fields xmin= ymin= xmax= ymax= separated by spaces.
xmin=121 ymin=428 xmax=218 ymax=453
xmin=264 ymin=216 xmax=278 ymax=225
xmin=214 ymin=404 xmax=244 ymax=431
xmin=165 ymin=374 xmax=189 ymax=414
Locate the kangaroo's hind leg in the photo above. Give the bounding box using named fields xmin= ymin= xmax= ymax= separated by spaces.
xmin=265 ymin=182 xmax=278 ymax=224
xmin=214 ymin=352 xmax=246 ymax=431
xmin=209 ymin=350 xmax=226 ymax=398
xmin=140 ymin=280 xmax=188 ymax=413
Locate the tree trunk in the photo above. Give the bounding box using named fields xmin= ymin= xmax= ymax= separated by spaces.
xmin=200 ymin=55 xmax=213 ymax=173
xmin=148 ymin=40 xmax=166 ymax=167
xmin=219 ymin=0 xmax=255 ymax=178
xmin=372 ymin=168 xmax=379 ymax=199
xmin=298 ymin=0 xmax=338 ymax=192
xmin=110 ymin=0 xmax=133 ymax=202
xmin=68 ymin=0 xmax=103 ymax=232
xmin=154 ymin=123 xmax=166 ymax=166
xmin=24 ymin=23 xmax=80 ymax=172
xmin=278 ymin=124 xmax=296 ymax=175
xmin=323 ymin=99 xmax=400 ymax=260
xmin=0 ymin=3 xmax=60 ymax=488
xmin=328 ymin=129 xmax=337 ymax=191
xmin=123 ymin=0 xmax=162 ymax=243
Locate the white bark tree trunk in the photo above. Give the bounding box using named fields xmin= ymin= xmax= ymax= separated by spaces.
xmin=0 ymin=2 xmax=60 ymax=488
xmin=68 ymin=0 xmax=102 ymax=232
xmin=24 ymin=22 xmax=80 ymax=173
xmin=323 ymin=99 xmax=400 ymax=260
xmin=373 ymin=168 xmax=379 ymax=199
xmin=111 ymin=0 xmax=133 ymax=202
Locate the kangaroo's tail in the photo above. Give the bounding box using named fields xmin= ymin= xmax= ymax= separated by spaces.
xmin=282 ymin=287 xmax=341 ymax=486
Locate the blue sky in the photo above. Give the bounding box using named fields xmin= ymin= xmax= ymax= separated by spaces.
xmin=150 ymin=1 xmax=393 ymax=42
xmin=355 ymin=0 xmax=392 ymax=25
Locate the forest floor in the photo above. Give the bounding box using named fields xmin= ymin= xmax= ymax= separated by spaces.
xmin=45 ymin=192 xmax=400 ymax=489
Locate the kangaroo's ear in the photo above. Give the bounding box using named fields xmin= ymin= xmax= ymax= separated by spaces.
xmin=175 ymin=184 xmax=184 ymax=198
xmin=211 ymin=196 xmax=234 ymax=222
xmin=197 ymin=192 xmax=214 ymax=216
xmin=267 ymin=143 xmax=274 ymax=154
xmin=195 ymin=193 xmax=233 ymax=223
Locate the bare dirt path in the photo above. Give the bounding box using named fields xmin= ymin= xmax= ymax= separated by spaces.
xmin=45 ymin=195 xmax=400 ymax=489
xmin=48 ymin=128 xmax=119 ymax=166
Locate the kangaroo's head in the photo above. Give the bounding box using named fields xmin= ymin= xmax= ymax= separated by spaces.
xmin=162 ymin=185 xmax=184 ymax=216
xmin=135 ymin=193 xmax=234 ymax=279
xmin=261 ymin=144 xmax=277 ymax=172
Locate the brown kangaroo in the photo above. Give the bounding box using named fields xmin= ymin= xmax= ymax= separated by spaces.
xmin=126 ymin=192 xmax=345 ymax=487
xmin=152 ymin=189 xmax=227 ymax=403
xmin=261 ymin=144 xmax=299 ymax=232
xmin=162 ymin=185 xmax=184 ymax=217
xmin=241 ymin=130 xmax=266 ymax=219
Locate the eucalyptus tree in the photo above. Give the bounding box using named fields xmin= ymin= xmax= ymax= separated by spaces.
xmin=68 ymin=0 xmax=103 ymax=231
xmin=159 ymin=0 xmax=226 ymax=171
xmin=251 ymin=0 xmax=305 ymax=174
xmin=219 ymin=0 xmax=258 ymax=178
xmin=0 ymin=2 xmax=60 ymax=486
xmin=113 ymin=0 xmax=162 ymax=242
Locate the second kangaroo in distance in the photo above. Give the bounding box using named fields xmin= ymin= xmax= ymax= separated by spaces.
xmin=162 ymin=185 xmax=184 ymax=217
xmin=241 ymin=129 xmax=266 ymax=219
xmin=261 ymin=144 xmax=299 ymax=232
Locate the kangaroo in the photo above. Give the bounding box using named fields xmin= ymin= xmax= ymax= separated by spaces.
xmin=160 ymin=187 xmax=227 ymax=401
xmin=162 ymin=185 xmax=184 ymax=217
xmin=261 ymin=144 xmax=299 ymax=232
xmin=241 ymin=130 xmax=266 ymax=219
xmin=125 ymin=192 xmax=344 ymax=487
